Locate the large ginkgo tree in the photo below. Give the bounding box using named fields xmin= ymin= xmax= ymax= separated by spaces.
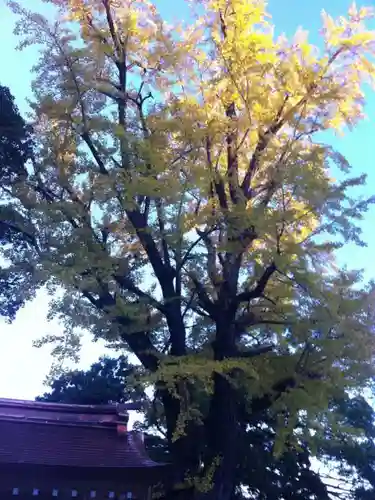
xmin=3 ymin=1 xmax=375 ymax=498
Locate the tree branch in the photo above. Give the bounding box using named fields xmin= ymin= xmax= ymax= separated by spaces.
xmin=113 ymin=271 xmax=166 ymax=313
xmin=235 ymin=312 xmax=292 ymax=332
xmin=226 ymin=102 xmax=241 ymax=205
xmin=81 ymin=287 xmax=161 ymax=372
xmin=126 ymin=209 xmax=174 ymax=296
xmin=155 ymin=198 xmax=171 ymax=268
xmin=241 ymin=109 xmax=287 ymax=199
xmin=236 ymin=262 xmax=277 ymax=303
xmin=81 ymin=131 xmax=108 ymax=175
xmin=235 ymin=344 xmax=274 ymax=358
xmin=206 ymin=135 xmax=228 ymax=210
xmin=102 ymin=0 xmax=123 ymax=60
xmin=188 ymin=272 xmax=217 ymax=318
xmin=196 ymin=228 xmax=221 ymax=291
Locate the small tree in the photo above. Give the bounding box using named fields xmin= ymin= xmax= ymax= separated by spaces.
xmin=3 ymin=1 xmax=375 ymax=498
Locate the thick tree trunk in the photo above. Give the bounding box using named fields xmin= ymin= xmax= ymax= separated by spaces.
xmin=199 ymin=374 xmax=239 ymax=500
xmin=162 ymin=316 xmax=240 ymax=500
xmin=162 ymin=389 xmax=203 ymax=474
xmin=196 ymin=313 xmax=240 ymax=500
xmin=160 ymin=370 xmax=239 ymax=500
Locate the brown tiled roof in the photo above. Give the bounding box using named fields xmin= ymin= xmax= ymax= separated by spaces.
xmin=0 ymin=398 xmax=161 ymax=469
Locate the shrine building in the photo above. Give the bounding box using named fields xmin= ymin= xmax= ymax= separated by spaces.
xmin=0 ymin=398 xmax=167 ymax=499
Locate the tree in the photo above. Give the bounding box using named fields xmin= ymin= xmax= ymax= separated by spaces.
xmin=238 ymin=427 xmax=330 ymax=500
xmin=37 ymin=355 xmax=138 ymax=404
xmin=316 ymin=395 xmax=375 ymax=499
xmin=0 ymin=85 xmax=31 ymax=187
xmin=0 ymin=85 xmax=35 ymax=319
xmin=3 ymin=1 xmax=375 ymax=499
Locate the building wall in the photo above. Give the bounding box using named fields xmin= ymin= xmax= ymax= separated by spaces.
xmin=0 ymin=465 xmax=155 ymax=500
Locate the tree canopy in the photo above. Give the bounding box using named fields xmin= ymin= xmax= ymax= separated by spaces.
xmin=0 ymin=84 xmax=34 ymax=319
xmin=37 ymin=355 xmax=138 ymax=404
xmin=3 ymin=1 xmax=375 ymax=499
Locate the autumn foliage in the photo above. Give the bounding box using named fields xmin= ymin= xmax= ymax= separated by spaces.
xmin=3 ymin=0 xmax=375 ymax=498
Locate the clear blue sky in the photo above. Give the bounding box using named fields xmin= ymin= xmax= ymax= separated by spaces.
xmin=0 ymin=0 xmax=374 ymax=401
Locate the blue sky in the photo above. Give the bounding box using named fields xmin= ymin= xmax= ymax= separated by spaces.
xmin=0 ymin=0 xmax=374 ymax=405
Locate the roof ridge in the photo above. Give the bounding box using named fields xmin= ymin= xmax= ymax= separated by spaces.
xmin=0 ymin=398 xmax=144 ymax=413
xmin=0 ymin=398 xmax=117 ymax=414
xmin=0 ymin=415 xmax=121 ymax=430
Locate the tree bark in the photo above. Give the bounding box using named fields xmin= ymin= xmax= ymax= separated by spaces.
xmin=161 ymin=376 xmax=239 ymax=500
xmin=162 ymin=315 xmax=239 ymax=500
xmin=195 ymin=313 xmax=240 ymax=500
xmin=200 ymin=373 xmax=239 ymax=500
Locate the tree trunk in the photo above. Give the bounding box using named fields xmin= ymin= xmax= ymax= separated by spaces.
xmin=158 ymin=364 xmax=239 ymax=500
xmin=198 ymin=373 xmax=239 ymax=500
xmin=195 ymin=313 xmax=240 ymax=500
xmin=162 ymin=389 xmax=203 ymax=475
xmin=164 ymin=320 xmax=240 ymax=500
xmin=162 ymin=374 xmax=239 ymax=500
